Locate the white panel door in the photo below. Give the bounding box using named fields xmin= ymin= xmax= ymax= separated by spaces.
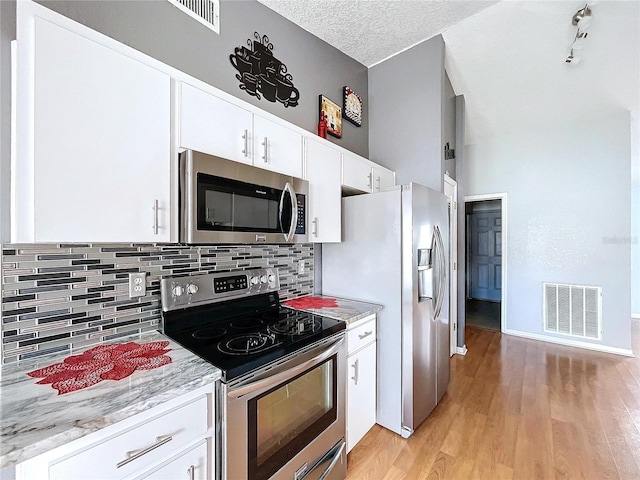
xmin=33 ymin=18 xmax=171 ymax=242
xmin=253 ymin=115 xmax=303 ymax=178
xmin=373 ymin=165 xmax=396 ymax=192
xmin=347 ymin=342 xmax=377 ymax=453
xmin=179 ymin=82 xmax=253 ymax=165
xmin=342 ymin=153 xmax=372 ymax=193
xmin=305 ymin=138 xmax=342 ymax=243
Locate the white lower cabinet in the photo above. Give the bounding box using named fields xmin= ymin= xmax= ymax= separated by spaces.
xmin=136 ymin=440 xmax=208 ymax=480
xmin=346 ymin=315 xmax=377 ymax=453
xmin=15 ymin=385 xmax=215 ymax=480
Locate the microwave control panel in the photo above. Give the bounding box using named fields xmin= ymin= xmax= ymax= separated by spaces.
xmin=295 ymin=194 xmax=306 ymax=234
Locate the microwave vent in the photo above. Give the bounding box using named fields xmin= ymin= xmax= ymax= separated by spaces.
xmin=167 ymin=0 xmax=220 ymax=34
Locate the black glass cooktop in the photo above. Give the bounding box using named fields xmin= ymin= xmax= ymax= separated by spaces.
xmin=162 ymin=292 xmax=345 ymax=382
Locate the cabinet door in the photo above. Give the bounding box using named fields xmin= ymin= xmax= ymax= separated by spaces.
xmin=253 ymin=116 xmax=303 ymax=178
xmin=138 ymin=440 xmax=208 ymax=480
xmin=179 ymin=83 xmax=253 ymax=165
xmin=347 ymin=342 xmax=377 ymax=453
xmin=30 ymin=18 xmax=170 ymax=242
xmin=372 ymin=165 xmax=396 ymax=193
xmin=342 ymin=153 xmax=372 ymax=193
xmin=305 ymin=138 xmax=342 ymax=243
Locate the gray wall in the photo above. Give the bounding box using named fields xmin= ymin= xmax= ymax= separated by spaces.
xmin=31 ymin=0 xmax=369 ymax=157
xmin=464 ymin=110 xmax=632 ymax=351
xmin=368 ymin=35 xmax=445 ymax=192
xmin=443 ymin=72 xmax=456 ymax=179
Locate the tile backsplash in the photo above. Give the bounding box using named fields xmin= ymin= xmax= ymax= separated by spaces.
xmin=1 ymin=243 xmax=314 ymax=363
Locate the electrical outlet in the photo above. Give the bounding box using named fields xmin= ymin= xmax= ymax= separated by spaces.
xmin=298 ymin=259 xmax=305 ymax=274
xmin=129 ymin=272 xmax=146 ymax=298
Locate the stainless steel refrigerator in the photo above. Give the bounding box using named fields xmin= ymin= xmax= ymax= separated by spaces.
xmin=322 ymin=183 xmax=449 ymax=438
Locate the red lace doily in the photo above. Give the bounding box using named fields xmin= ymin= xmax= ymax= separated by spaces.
xmin=27 ymin=341 xmax=172 ymax=395
xmin=283 ymin=296 xmax=338 ymax=310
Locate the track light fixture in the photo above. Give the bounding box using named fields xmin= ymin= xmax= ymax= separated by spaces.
xmin=566 ymin=3 xmax=593 ymax=64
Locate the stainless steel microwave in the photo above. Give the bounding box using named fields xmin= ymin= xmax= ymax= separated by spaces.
xmin=179 ymin=150 xmax=308 ymax=244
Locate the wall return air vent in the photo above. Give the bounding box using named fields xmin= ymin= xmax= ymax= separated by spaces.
xmin=167 ymin=0 xmax=220 ymax=34
xmin=543 ymin=282 xmax=602 ymax=340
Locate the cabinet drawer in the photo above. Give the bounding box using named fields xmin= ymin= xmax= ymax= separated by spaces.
xmin=49 ymin=396 xmax=208 ymax=480
xmin=136 ymin=440 xmax=208 ymax=480
xmin=347 ymin=318 xmax=377 ymax=354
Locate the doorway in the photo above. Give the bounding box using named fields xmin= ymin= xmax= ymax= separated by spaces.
xmin=465 ymin=196 xmax=505 ymax=332
xmin=444 ymin=175 xmax=457 ymax=357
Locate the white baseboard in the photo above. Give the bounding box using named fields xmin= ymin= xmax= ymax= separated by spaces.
xmin=455 ymin=345 xmax=467 ymax=356
xmin=632 ymin=313 xmax=640 ymax=319
xmin=504 ymin=328 xmax=635 ymax=357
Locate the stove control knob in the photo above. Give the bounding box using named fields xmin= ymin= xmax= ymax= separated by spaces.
xmin=260 ymin=275 xmax=268 ymax=284
xmin=186 ymin=283 xmax=198 ymax=295
xmin=250 ymin=276 xmax=260 ymax=286
xmin=268 ymin=274 xmax=276 ymax=284
xmin=172 ymin=285 xmax=185 ymax=297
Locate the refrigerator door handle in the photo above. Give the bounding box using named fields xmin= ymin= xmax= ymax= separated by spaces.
xmin=434 ymin=226 xmax=447 ymax=319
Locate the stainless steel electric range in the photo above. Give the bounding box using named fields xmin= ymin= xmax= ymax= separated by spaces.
xmin=161 ymin=268 xmax=347 ymax=480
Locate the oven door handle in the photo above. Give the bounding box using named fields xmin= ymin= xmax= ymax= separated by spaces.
xmin=227 ymin=336 xmax=344 ymax=399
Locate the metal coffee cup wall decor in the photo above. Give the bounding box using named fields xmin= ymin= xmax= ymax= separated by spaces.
xmin=229 ymin=32 xmax=300 ymax=108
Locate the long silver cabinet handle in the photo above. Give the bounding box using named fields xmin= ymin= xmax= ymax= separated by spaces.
xmin=187 ymin=465 xmax=195 ymax=480
xmin=242 ymin=129 xmax=248 ymax=157
xmin=376 ymin=176 xmax=381 ymax=192
xmin=358 ymin=330 xmax=373 ymax=340
xmin=116 ymin=435 xmax=172 ymax=468
xmin=312 ymin=217 xmax=318 ymax=237
xmin=152 ymin=199 xmax=159 ymax=235
xmin=262 ymin=137 xmax=268 ymax=163
xmin=351 ymin=359 xmax=359 ymax=385
xmin=367 ymin=172 xmax=372 ymax=189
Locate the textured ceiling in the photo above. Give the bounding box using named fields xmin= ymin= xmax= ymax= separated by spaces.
xmin=257 ymin=0 xmax=640 ymax=145
xmin=256 ymin=0 xmax=499 ymax=67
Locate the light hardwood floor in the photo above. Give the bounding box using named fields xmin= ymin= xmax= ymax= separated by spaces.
xmin=346 ymin=321 xmax=640 ymax=480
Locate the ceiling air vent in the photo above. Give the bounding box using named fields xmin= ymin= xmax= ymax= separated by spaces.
xmin=543 ymin=282 xmax=601 ymax=340
xmin=167 ymin=0 xmax=220 ymax=34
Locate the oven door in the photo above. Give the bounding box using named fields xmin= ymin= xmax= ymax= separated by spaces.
xmin=180 ymin=150 xmax=308 ymax=244
xmin=222 ymin=334 xmax=346 ymax=480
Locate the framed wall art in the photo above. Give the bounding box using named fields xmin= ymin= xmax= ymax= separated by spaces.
xmin=343 ymin=86 xmax=362 ymax=127
xmin=319 ymin=94 xmax=342 ymax=138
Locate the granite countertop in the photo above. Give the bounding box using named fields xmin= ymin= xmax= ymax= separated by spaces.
xmin=283 ymin=295 xmax=382 ymax=324
xmin=0 ymin=331 xmax=221 ymax=469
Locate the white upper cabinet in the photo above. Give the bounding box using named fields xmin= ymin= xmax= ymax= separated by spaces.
xmin=178 ymin=82 xmax=302 ymax=178
xmin=373 ymin=164 xmax=396 ymax=192
xmin=342 ymin=152 xmax=395 ymax=194
xmin=305 ymin=138 xmax=342 ymax=243
xmin=342 ymin=152 xmax=373 ymax=193
xmin=13 ymin=15 xmax=171 ymax=243
xmin=253 ymin=115 xmax=303 ymax=178
xmin=178 ymin=83 xmax=253 ymax=165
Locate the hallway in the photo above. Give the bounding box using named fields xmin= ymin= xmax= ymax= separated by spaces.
xmin=465 ymin=299 xmax=501 ymax=331
xmin=345 ymin=322 xmax=640 ymax=479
